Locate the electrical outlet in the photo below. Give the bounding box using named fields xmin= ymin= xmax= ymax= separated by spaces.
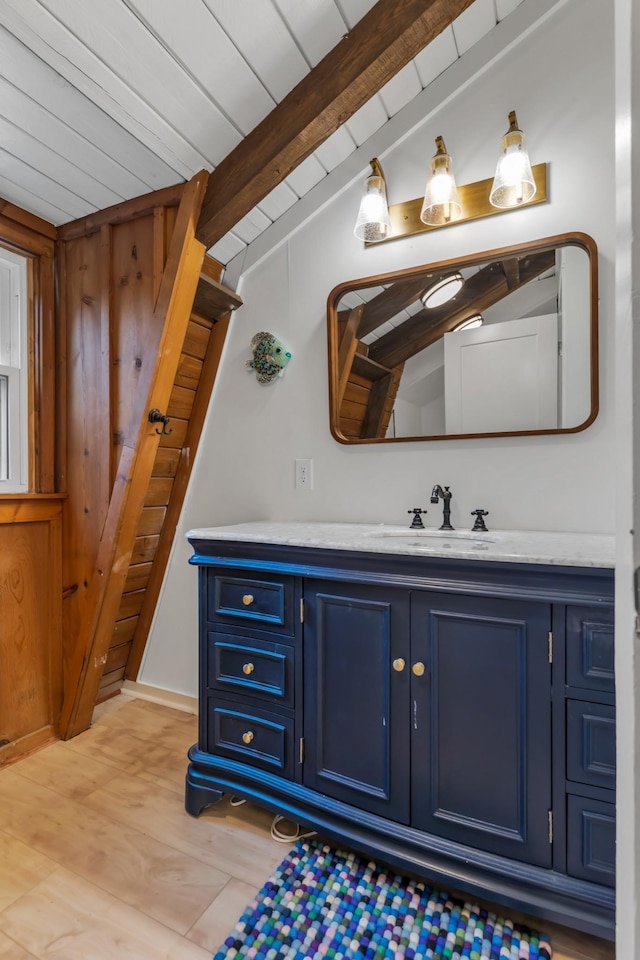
xmin=295 ymin=458 xmax=313 ymax=489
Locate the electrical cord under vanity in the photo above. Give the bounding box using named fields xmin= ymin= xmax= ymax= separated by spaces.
xmin=229 ymin=796 xmax=317 ymax=843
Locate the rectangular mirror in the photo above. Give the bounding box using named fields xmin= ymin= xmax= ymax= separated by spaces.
xmin=327 ymin=232 xmax=598 ymax=443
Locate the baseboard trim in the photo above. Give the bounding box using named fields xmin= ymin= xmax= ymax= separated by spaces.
xmin=121 ymin=680 xmax=198 ymax=715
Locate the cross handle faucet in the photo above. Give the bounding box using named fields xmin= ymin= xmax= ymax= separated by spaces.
xmin=430 ymin=485 xmax=454 ymax=530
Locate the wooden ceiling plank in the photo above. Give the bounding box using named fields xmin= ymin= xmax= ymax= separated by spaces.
xmin=196 ymin=0 xmax=476 ymax=249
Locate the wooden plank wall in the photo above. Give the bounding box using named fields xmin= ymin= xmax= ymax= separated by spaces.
xmin=0 ymin=204 xmax=60 ymax=766
xmin=0 ymin=497 xmax=63 ymax=764
xmin=57 ymin=176 xmax=241 ymax=727
xmin=58 ymin=192 xmax=180 ymax=700
xmin=339 ymin=367 xmax=403 ymax=439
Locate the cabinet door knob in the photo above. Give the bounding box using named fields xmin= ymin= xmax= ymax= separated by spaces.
xmin=242 ymin=594 xmax=254 ymax=606
xmin=242 ymin=731 xmax=254 ymax=744
xmin=412 ymin=661 xmax=426 ymax=677
xmin=242 ymin=662 xmax=255 ymax=675
xmin=392 ymin=658 xmax=406 ymax=672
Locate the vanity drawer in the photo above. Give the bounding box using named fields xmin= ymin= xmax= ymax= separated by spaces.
xmin=208 ymin=632 xmax=294 ymax=707
xmin=207 ymin=572 xmax=295 ymax=635
xmin=566 ymin=700 xmax=616 ymax=789
xmin=206 ymin=698 xmax=294 ymax=778
xmin=566 ymin=605 xmax=614 ymax=693
xmin=566 ymin=794 xmax=615 ymax=888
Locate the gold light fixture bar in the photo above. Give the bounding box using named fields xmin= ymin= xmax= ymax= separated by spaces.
xmin=370 ymin=162 xmax=547 ymax=246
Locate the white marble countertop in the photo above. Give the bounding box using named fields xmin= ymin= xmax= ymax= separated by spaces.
xmin=186 ymin=521 xmax=615 ymax=568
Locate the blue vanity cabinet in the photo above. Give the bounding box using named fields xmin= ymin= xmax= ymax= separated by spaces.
xmin=409 ymin=592 xmax=552 ymax=867
xmin=301 ymin=581 xmax=411 ymax=823
xmin=185 ymin=538 xmax=616 ymax=941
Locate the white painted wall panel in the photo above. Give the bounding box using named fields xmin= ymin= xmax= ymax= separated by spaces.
xmin=0 ymin=117 xmax=123 ymax=210
xmin=208 ymin=232 xmax=247 ymax=265
xmin=313 ymin=127 xmax=358 ymax=172
xmin=257 ymin=181 xmax=298 ymax=221
xmin=123 ymin=0 xmax=277 ymax=134
xmin=0 ymin=171 xmax=71 ymax=225
xmin=272 ymin=0 xmax=348 ymax=66
xmin=0 ymin=149 xmax=96 ymax=220
xmin=0 ymin=25 xmax=176 ymax=194
xmin=285 ymin=155 xmax=327 ymax=196
xmin=452 ymin=0 xmax=498 ymax=54
xmin=413 ymin=28 xmax=459 ymax=88
xmin=345 ymin=96 xmax=389 ymax=145
xmin=378 ymin=64 xmax=423 ymax=117
xmin=496 ymin=0 xmax=525 ymax=19
xmin=202 ymin=0 xmax=309 ymax=101
xmin=0 ymin=0 xmax=204 ymax=175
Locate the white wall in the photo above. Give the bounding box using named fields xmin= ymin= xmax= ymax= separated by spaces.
xmin=141 ymin=0 xmax=614 ymax=692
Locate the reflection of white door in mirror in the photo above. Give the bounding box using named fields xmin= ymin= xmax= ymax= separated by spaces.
xmin=444 ymin=314 xmax=558 ymax=434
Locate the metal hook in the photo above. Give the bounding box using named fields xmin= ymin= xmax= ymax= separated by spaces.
xmin=148 ymin=408 xmax=172 ymax=436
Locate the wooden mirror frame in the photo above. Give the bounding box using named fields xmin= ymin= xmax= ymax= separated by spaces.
xmin=327 ymin=232 xmax=598 ymax=444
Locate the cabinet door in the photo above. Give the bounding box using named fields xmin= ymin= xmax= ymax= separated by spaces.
xmin=411 ymin=592 xmax=552 ymax=866
xmin=303 ymin=582 xmax=410 ymax=822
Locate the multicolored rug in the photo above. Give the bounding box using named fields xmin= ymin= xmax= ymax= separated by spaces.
xmin=213 ymin=838 xmax=553 ymax=959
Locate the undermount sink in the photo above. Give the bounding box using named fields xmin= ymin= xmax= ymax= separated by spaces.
xmin=368 ymin=528 xmax=499 ymax=544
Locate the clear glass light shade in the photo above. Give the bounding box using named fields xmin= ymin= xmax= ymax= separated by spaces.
xmin=354 ymin=159 xmax=391 ymax=243
xmin=489 ymin=112 xmax=536 ymax=208
xmin=420 ymin=137 xmax=462 ymax=226
xmin=421 ymin=273 xmax=464 ymax=308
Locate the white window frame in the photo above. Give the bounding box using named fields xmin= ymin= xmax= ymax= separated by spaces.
xmin=0 ymin=248 xmax=28 ymax=491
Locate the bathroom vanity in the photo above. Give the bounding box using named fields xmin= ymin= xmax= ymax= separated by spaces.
xmin=185 ymin=522 xmax=615 ymax=939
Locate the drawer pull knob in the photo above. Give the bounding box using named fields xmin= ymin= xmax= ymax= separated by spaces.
xmin=242 ymin=662 xmax=255 ymax=675
xmin=412 ymin=661 xmax=426 ymax=677
xmin=242 ymin=594 xmax=254 ymax=606
xmin=392 ymin=658 xmax=406 ymax=672
xmin=242 ymin=731 xmax=254 ymax=744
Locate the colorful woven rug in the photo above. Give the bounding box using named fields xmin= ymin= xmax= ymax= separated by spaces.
xmin=213 ymin=838 xmax=552 ymax=960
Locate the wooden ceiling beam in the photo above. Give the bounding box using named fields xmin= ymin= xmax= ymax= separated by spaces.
xmin=196 ymin=0 xmax=475 ymax=250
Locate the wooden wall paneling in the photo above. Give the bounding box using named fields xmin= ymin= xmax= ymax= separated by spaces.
xmin=110 ymin=214 xmax=156 ymax=485
xmin=57 ymin=183 xmax=184 ymax=243
xmin=175 ymin=354 xmax=203 ymax=390
xmin=183 ymin=315 xmax=212 ymax=359
xmin=167 ymin=383 xmax=196 ymax=420
xmin=153 ymin=205 xmax=167 ymax=304
xmin=55 ymin=240 xmax=68 ymax=493
xmin=59 ymin=170 xmax=209 ymax=739
xmin=125 ymin=309 xmax=233 ymax=681
xmin=144 ymin=477 xmax=174 ymax=507
xmin=123 ymin=562 xmax=152 ymax=594
xmin=0 ymin=499 xmax=62 ymax=765
xmin=131 ymin=535 xmax=160 ymax=564
xmin=30 ymin=246 xmax=56 ymax=491
xmin=112 ymin=616 xmax=138 ymax=645
xmin=61 ymin=230 xmax=112 ymax=679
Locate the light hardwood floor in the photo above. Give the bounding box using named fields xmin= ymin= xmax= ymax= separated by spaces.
xmin=0 ymin=696 xmax=615 ymax=959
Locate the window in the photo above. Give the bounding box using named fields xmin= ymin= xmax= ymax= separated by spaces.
xmin=0 ymin=247 xmax=28 ymax=491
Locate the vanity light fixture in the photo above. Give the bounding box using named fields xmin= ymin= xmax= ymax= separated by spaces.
xmin=453 ymin=313 xmax=484 ymax=331
xmin=353 ymin=158 xmax=391 ymax=243
xmin=421 ymin=272 xmax=464 ymax=308
xmin=420 ymin=136 xmax=462 ymax=226
xmin=489 ymin=111 xmax=536 ymax=208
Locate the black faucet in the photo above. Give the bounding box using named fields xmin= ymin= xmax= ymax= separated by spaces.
xmin=430 ymin=485 xmax=454 ymax=530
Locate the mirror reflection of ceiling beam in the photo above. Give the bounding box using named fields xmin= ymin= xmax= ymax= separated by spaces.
xmin=356 ymin=277 xmax=432 ymax=339
xmin=368 ymin=250 xmax=556 ymax=369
